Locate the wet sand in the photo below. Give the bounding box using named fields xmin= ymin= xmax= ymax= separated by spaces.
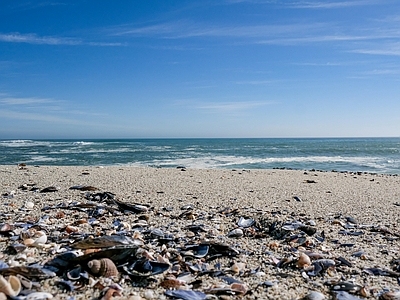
xmin=1 ymin=165 xmax=400 ymax=299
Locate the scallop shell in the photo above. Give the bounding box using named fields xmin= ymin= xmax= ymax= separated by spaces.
xmin=0 ymin=275 xmax=21 ymax=297
xmin=87 ymin=258 xmax=118 ymax=277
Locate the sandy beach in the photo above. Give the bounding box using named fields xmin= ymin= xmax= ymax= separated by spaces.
xmin=1 ymin=165 xmax=400 ymax=299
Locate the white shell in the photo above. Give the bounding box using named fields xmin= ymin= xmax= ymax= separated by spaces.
xmin=0 ymin=275 xmax=21 ymax=297
xmin=227 ymin=228 xmax=243 ymax=238
xmin=25 ymin=201 xmax=35 ymax=209
xmin=26 ymin=292 xmax=54 ymax=300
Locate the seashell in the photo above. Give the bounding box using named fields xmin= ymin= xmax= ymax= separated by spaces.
xmin=123 ymin=258 xmax=170 ymax=277
xmin=181 ymin=244 xmax=209 ymax=258
xmin=380 ymin=291 xmax=400 ymax=300
xmin=65 ymin=225 xmax=79 ymax=234
xmin=237 ymin=217 xmax=255 ymax=228
xmin=5 ymin=243 xmax=26 ymax=255
xmin=26 ymin=292 xmax=54 ymax=299
xmin=40 ymin=186 xmax=59 ymax=193
xmin=231 ymin=282 xmax=248 ymax=295
xmin=164 ymin=289 xmax=207 ymax=300
xmin=87 ymin=258 xmax=118 ymax=277
xmin=297 ymin=253 xmax=312 ymax=269
xmin=302 ymin=291 xmax=326 ymax=300
xmin=332 ymin=291 xmax=363 ymax=300
xmin=24 ymin=201 xmax=35 ymax=209
xmin=331 ymin=281 xmax=362 ymax=293
xmin=227 ymin=228 xmax=243 ymax=238
xmin=230 ymin=262 xmax=246 ymax=274
xmin=0 ymin=275 xmax=21 ymax=297
xmin=0 ymin=223 xmax=13 ymax=233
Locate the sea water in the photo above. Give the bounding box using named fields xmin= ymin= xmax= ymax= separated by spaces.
xmin=0 ymin=138 xmax=399 ymax=174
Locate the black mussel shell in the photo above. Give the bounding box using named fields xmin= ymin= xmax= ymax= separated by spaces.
xmin=237 ymin=217 xmax=255 ymax=228
xmin=0 ymin=265 xmax=56 ymax=279
xmin=67 ymin=265 xmax=83 ymax=280
xmin=165 ymin=289 xmax=207 ymax=300
xmin=44 ymin=251 xmax=81 ymax=274
xmin=123 ymin=258 xmax=169 ymax=277
xmin=332 ymin=291 xmax=362 ymax=300
xmin=71 ymin=247 xmax=139 ymax=266
xmin=5 ymin=243 xmax=26 ymax=254
xmin=207 ymin=242 xmax=239 ymax=257
xmin=71 ymin=235 xmax=143 ymax=249
xmin=182 ymin=244 xmax=209 ymax=258
xmin=40 ymin=186 xmax=59 ymax=193
xmin=113 ymin=199 xmax=149 ymax=213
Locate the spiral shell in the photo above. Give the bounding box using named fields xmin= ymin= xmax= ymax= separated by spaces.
xmin=0 ymin=275 xmax=21 ymax=297
xmin=87 ymin=258 xmax=118 ymax=277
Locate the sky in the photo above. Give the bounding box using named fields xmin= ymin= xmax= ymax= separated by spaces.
xmin=0 ymin=0 xmax=399 ymax=139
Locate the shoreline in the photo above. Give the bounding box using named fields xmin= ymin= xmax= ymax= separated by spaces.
xmin=1 ymin=165 xmax=400 ymax=299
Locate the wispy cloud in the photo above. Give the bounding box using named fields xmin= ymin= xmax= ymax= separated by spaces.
xmin=109 ymin=21 xmax=321 ymax=40
xmin=0 ymin=96 xmax=63 ymax=106
xmin=351 ymin=42 xmax=400 ymax=56
xmin=288 ymin=0 xmax=380 ymax=9
xmin=0 ymin=94 xmax=105 ymax=121
xmin=196 ymin=100 xmax=273 ymax=112
xmin=235 ymin=80 xmax=277 ymax=85
xmin=0 ymin=32 xmax=123 ymax=46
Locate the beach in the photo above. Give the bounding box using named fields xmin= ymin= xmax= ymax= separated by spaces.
xmin=1 ymin=165 xmax=400 ymax=299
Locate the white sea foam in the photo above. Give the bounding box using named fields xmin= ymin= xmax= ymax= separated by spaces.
xmin=131 ymin=155 xmax=387 ymax=170
xmin=72 ymin=141 xmax=94 ymax=146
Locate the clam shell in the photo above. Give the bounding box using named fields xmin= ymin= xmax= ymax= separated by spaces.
xmin=227 ymin=228 xmax=244 ymax=238
xmin=297 ymin=253 xmax=312 ymax=269
xmin=380 ymin=291 xmax=400 ymax=300
xmin=26 ymin=292 xmax=54 ymax=300
xmin=87 ymin=258 xmax=118 ymax=277
xmin=237 ymin=217 xmax=255 ymax=228
xmin=0 ymin=275 xmax=21 ymax=297
xmin=164 ymin=290 xmax=207 ymax=300
xmin=302 ymin=291 xmax=326 ymax=300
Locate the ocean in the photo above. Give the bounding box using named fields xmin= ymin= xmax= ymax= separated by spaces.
xmin=0 ymin=138 xmax=399 ymax=174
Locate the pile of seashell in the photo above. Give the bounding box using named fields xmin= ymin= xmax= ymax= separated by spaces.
xmin=1 ymin=179 xmax=400 ymax=300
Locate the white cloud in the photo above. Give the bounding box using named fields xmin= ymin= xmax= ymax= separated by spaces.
xmin=0 ymin=32 xmax=123 ymax=46
xmin=196 ymin=100 xmax=273 ymax=112
xmin=0 ymin=32 xmax=80 ymax=45
xmin=288 ymin=0 xmax=380 ymax=9
xmin=0 ymin=96 xmax=63 ymax=106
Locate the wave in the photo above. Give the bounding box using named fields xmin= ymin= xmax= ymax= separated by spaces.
xmin=128 ymin=155 xmax=391 ymax=171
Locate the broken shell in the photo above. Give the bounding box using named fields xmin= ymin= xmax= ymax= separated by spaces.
xmin=87 ymin=258 xmax=118 ymax=277
xmin=26 ymin=292 xmax=54 ymax=300
xmin=0 ymin=275 xmax=21 ymax=297
xmin=23 ymin=231 xmax=47 ymax=247
xmin=237 ymin=217 xmax=255 ymax=228
xmin=297 ymin=253 xmax=312 ymax=269
xmin=332 ymin=291 xmax=363 ymax=300
xmin=164 ymin=290 xmax=207 ymax=300
xmin=380 ymin=291 xmax=400 ymax=300
xmin=302 ymin=291 xmax=326 ymax=300
xmin=227 ymin=228 xmax=243 ymax=238
xmin=231 ymin=262 xmax=246 ymax=274
xmin=25 ymin=201 xmax=35 ymax=209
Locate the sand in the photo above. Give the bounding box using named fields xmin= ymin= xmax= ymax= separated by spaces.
xmin=1 ymin=165 xmax=400 ymax=299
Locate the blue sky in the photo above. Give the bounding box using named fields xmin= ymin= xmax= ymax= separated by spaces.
xmin=0 ymin=0 xmax=399 ymax=138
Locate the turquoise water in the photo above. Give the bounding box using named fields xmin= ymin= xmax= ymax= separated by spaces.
xmin=0 ymin=138 xmax=399 ymax=174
